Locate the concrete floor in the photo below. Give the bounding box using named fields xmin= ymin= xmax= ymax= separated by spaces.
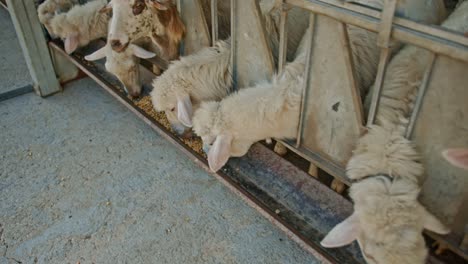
xmin=0 ymin=9 xmax=320 ymax=263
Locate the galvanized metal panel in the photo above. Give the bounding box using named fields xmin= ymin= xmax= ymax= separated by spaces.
xmin=412 ymin=56 xmax=468 ymax=238
xmin=300 ymin=15 xmax=363 ymax=167
xmin=6 ymin=0 xmax=61 ymax=96
xmin=179 ymin=0 xmax=211 ymax=55
xmin=231 ymin=0 xmax=275 ymax=88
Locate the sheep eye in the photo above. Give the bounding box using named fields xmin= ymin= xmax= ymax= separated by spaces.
xmin=170 ymin=107 xmax=175 ymax=112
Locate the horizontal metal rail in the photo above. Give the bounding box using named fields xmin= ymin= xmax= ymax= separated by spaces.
xmin=286 ymin=0 xmax=468 ymax=62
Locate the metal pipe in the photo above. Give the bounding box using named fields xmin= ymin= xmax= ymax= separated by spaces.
xmin=405 ymin=53 xmax=436 ymax=139
xmin=211 ymin=0 xmax=218 ymax=45
xmin=296 ymin=14 xmax=316 ymax=148
xmin=230 ymin=0 xmax=237 ymax=91
xmin=278 ymin=2 xmax=289 ymax=73
xmin=285 ymin=0 xmax=468 ymax=62
xmin=366 ymin=48 xmax=391 ymax=126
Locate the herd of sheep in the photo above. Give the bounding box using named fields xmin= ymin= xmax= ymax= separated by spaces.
xmin=36 ymin=0 xmax=468 ymax=263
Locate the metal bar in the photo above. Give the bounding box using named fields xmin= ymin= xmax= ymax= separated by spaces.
xmin=322 ymin=0 xmax=468 ymax=47
xmin=211 ymin=0 xmax=218 ymax=45
xmin=230 ymin=0 xmax=237 ymax=91
xmin=366 ymin=48 xmax=391 ymax=126
xmin=285 ymin=0 xmax=468 ymax=62
xmin=6 ymin=0 xmax=61 ymax=96
xmin=338 ymin=22 xmax=364 ymax=127
xmin=405 ymin=53 xmax=436 ymax=139
xmin=278 ymin=2 xmax=289 ymax=73
xmin=176 ymin=0 xmax=184 ymax=56
xmin=296 ymin=14 xmax=316 ymax=148
xmin=376 ymin=0 xmax=397 ymax=48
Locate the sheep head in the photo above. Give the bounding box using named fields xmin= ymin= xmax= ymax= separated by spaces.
xmin=85 ymin=44 xmax=155 ymax=98
xmin=322 ymin=125 xmax=450 ymax=264
xmin=322 ymin=178 xmax=450 ymax=264
xmin=193 ymin=101 xmax=254 ymax=172
xmin=151 ymin=76 xmax=193 ymax=135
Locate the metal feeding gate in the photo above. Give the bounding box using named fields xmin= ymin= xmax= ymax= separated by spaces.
xmin=4 ymin=0 xmax=468 ymax=263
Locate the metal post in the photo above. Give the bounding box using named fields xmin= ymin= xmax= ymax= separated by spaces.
xmin=296 ymin=14 xmax=316 ymax=148
xmin=6 ymin=0 xmax=61 ymax=96
xmin=405 ymin=53 xmax=436 ymax=139
xmin=211 ymin=0 xmax=218 ymax=45
xmin=230 ymin=0 xmax=237 ymax=91
xmin=278 ymin=2 xmax=289 ymax=73
xmin=366 ymin=0 xmax=397 ymax=126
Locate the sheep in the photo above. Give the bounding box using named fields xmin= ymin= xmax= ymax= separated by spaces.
xmin=321 ymin=124 xmax=450 ymax=264
xmin=151 ymin=39 xmax=232 ymax=134
xmin=86 ymin=0 xmax=185 ymax=97
xmin=442 ymin=148 xmax=468 ymax=170
xmin=46 ymin=0 xmax=110 ymax=54
xmin=105 ymin=0 xmax=185 ymax=61
xmin=191 ymin=26 xmax=311 ymax=172
xmin=150 ymin=2 xmax=310 ymax=136
xmin=37 ymin=0 xmax=79 ymax=37
xmin=321 ymin=4 xmax=468 ymax=262
xmin=85 ymin=39 xmax=157 ymax=98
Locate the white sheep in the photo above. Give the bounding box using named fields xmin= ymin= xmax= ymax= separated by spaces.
xmin=47 ymin=0 xmax=110 ymax=54
xmin=322 ymin=4 xmax=468 ymax=262
xmin=151 ymin=39 xmax=232 ymax=134
xmin=85 ymin=40 xmax=157 ymax=98
xmin=37 ymin=0 xmax=79 ymax=37
xmin=150 ymin=1 xmax=310 ymax=136
xmin=321 ymin=124 xmax=450 ymax=264
xmin=191 ymin=27 xmax=310 ymax=172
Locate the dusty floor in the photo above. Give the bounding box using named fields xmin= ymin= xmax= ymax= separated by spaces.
xmin=0 ymin=9 xmax=320 ymax=264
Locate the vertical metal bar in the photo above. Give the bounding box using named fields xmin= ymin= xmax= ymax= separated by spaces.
xmin=278 ymin=2 xmax=289 ymax=73
xmin=405 ymin=53 xmax=436 ymax=139
xmin=296 ymin=14 xmax=316 ymax=148
xmin=366 ymin=0 xmax=398 ymax=126
xmin=6 ymin=0 xmax=61 ymax=96
xmin=230 ymin=0 xmax=237 ymax=91
xmin=176 ymin=0 xmax=184 ymax=56
xmin=338 ymin=22 xmax=364 ymax=127
xmin=366 ymin=48 xmax=391 ymax=126
xmin=211 ymin=0 xmax=218 ymax=45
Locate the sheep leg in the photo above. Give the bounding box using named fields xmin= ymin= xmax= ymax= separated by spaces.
xmin=274 ymin=142 xmax=288 ymax=156
xmin=331 ymin=179 xmax=346 ymax=194
xmin=308 ymin=163 xmax=318 ymax=178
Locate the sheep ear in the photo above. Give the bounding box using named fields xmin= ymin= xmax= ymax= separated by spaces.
xmin=321 ymin=213 xmax=360 ymax=248
xmin=177 ymin=94 xmax=193 ymax=127
xmin=84 ymin=47 xmax=107 ymax=61
xmin=442 ymin=148 xmax=468 ymax=170
xmin=64 ymin=33 xmax=79 ymax=54
xmin=208 ymin=134 xmax=233 ymax=172
xmin=421 ymin=206 xmax=450 ymax=234
xmin=131 ymin=44 xmax=156 ymax=59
